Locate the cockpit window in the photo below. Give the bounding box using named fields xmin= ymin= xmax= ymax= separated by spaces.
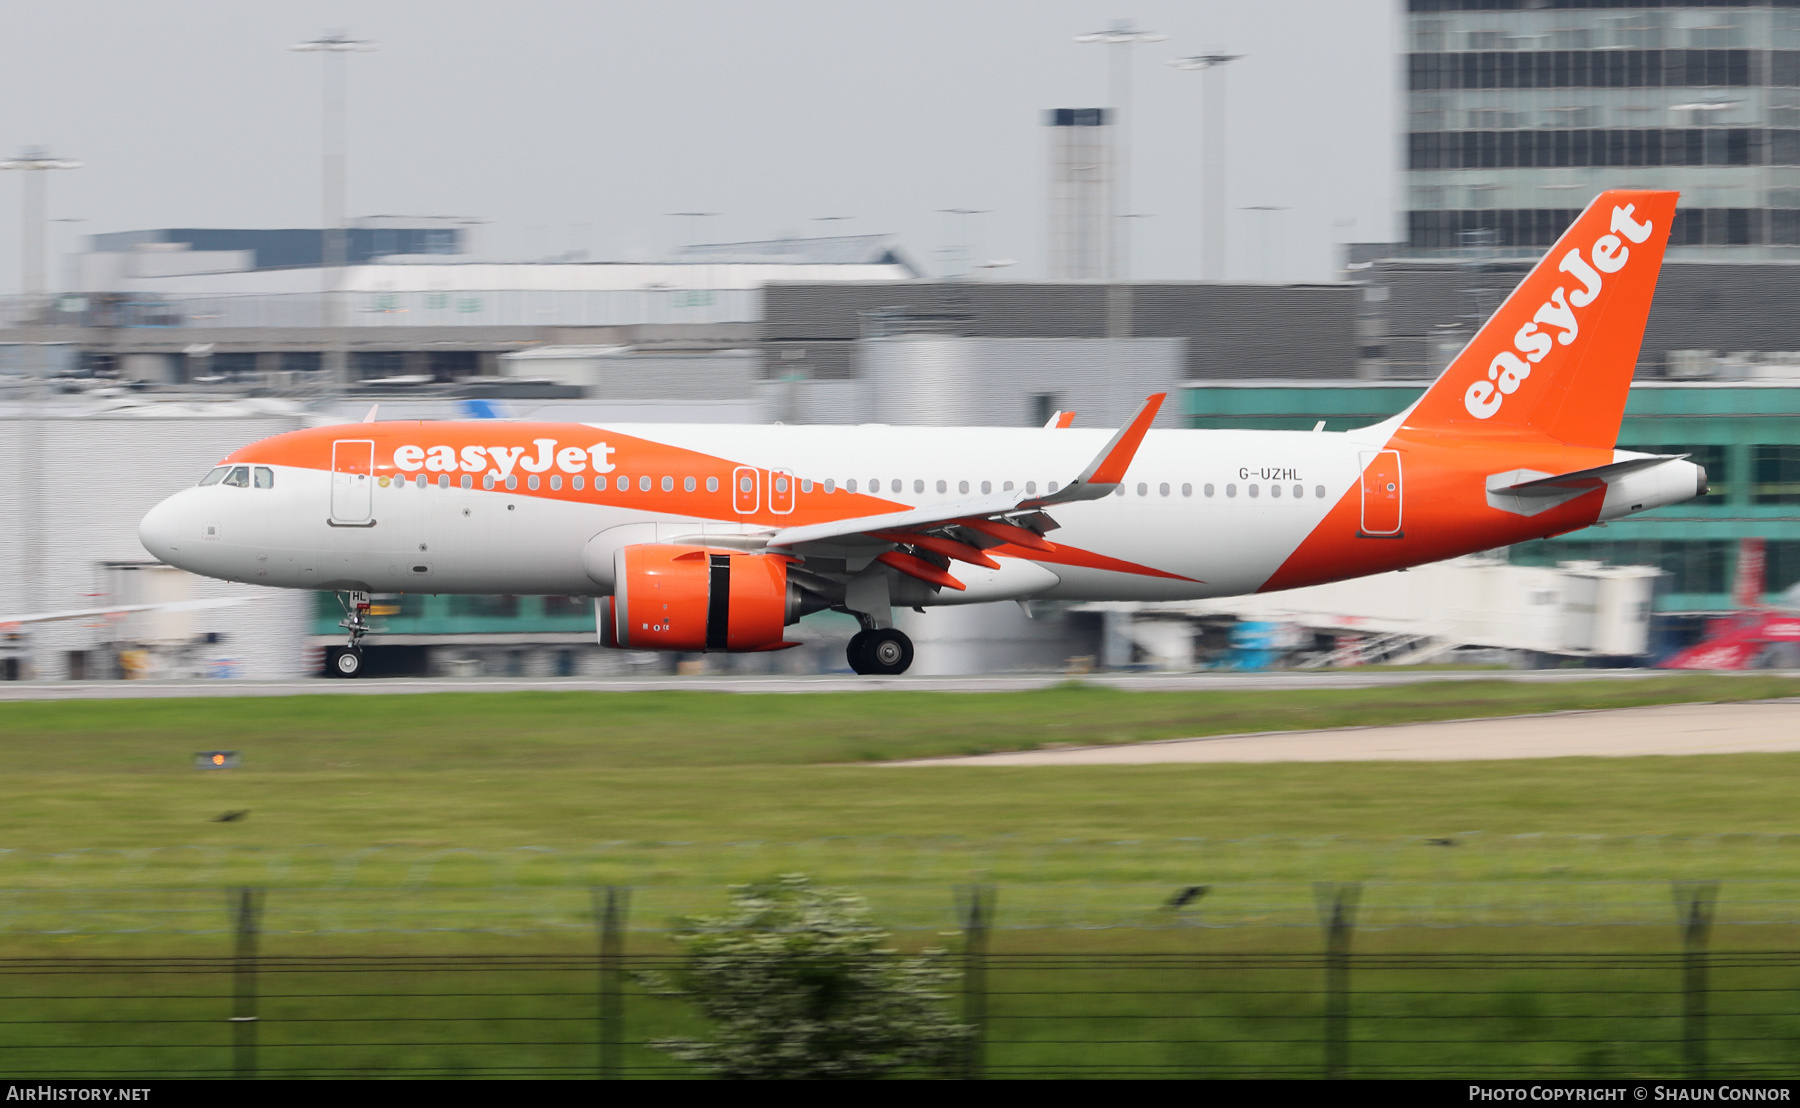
xmin=222 ymin=466 xmax=251 ymax=488
xmin=199 ymin=467 xmax=228 ymax=486
xmin=254 ymin=467 xmax=274 ymax=489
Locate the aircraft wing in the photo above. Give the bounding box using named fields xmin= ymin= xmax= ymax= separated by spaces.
xmin=0 ymin=597 xmax=260 ymax=630
xmin=765 ymin=394 xmax=1165 ymax=589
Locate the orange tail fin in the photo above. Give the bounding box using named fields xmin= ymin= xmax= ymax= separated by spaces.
xmin=1403 ymin=189 xmax=1677 ymax=449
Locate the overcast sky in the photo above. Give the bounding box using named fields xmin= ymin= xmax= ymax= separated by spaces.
xmin=0 ymin=0 xmax=1399 ymax=292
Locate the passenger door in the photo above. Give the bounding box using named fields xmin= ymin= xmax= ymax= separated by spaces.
xmin=1359 ymin=450 xmax=1402 ymax=536
xmin=331 ymin=440 xmax=375 ymax=525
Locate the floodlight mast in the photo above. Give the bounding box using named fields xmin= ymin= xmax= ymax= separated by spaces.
xmin=0 ymin=147 xmax=82 ymax=317
xmin=0 ymin=147 xmax=77 ymax=669
xmin=1074 ymin=20 xmax=1165 ymax=285
xmin=1169 ymin=50 xmax=1244 ymax=280
xmin=936 ymin=208 xmax=991 ymax=279
xmin=292 ymin=31 xmax=377 ymax=388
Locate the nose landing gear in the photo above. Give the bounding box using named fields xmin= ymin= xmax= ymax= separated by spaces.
xmin=330 ymin=590 xmax=373 ymax=679
xmin=847 ymin=627 xmax=914 ymax=676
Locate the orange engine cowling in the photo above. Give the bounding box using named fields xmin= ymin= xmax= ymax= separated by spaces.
xmin=609 ymin=544 xmax=797 ymax=652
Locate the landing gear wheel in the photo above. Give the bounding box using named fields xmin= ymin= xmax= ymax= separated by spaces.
xmin=333 ymin=646 xmax=364 ymax=678
xmin=846 ymin=631 xmax=873 ymax=675
xmin=861 ymin=629 xmax=913 ymax=676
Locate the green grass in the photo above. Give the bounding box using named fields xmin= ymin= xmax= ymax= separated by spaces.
xmin=2 ymin=675 xmax=1798 ymax=1077
xmin=0 ymin=675 xmax=1794 ymax=923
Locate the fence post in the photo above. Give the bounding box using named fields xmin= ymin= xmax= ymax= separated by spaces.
xmin=1673 ymin=881 xmax=1718 ymax=1080
xmin=1314 ymin=882 xmax=1361 ymax=1080
xmin=593 ymin=886 xmax=629 ymax=1080
xmin=229 ymin=887 xmax=263 ymax=1080
xmin=956 ymin=883 xmax=993 ymax=1080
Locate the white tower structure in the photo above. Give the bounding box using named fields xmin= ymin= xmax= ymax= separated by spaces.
xmin=1045 ymin=108 xmax=1112 ymax=280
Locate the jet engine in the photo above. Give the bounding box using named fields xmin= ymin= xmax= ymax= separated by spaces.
xmin=604 ymin=544 xmax=825 ymax=652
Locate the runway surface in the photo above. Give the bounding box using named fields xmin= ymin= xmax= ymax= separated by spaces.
xmin=0 ymin=668 xmax=1777 ymax=700
xmin=890 ymin=699 xmax=1800 ymax=765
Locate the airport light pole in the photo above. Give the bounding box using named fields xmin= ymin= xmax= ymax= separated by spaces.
xmin=0 ymin=148 xmax=76 ymax=672
xmin=1 ymin=148 xmax=82 ymax=321
xmin=292 ymin=31 xmax=377 ymax=388
xmin=1168 ymin=50 xmax=1244 ymax=280
xmin=1242 ymin=205 xmax=1290 ymax=282
xmin=1075 ymin=21 xmax=1165 ymax=284
xmin=936 ymin=208 xmax=990 ymax=279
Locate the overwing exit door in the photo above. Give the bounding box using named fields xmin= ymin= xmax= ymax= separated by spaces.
xmin=1359 ymin=450 xmax=1403 ymax=536
xmin=331 ymin=440 xmax=375 ymax=525
xmin=731 ymin=466 xmax=759 ymax=514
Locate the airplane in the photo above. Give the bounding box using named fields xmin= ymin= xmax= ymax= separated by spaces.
xmin=139 ymin=189 xmax=1704 ymax=678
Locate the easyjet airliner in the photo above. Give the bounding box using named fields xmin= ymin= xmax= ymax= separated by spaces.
xmin=139 ymin=190 xmax=1704 ymax=677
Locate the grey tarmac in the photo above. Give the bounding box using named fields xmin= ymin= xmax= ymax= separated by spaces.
xmin=0 ymin=667 xmax=1790 ymax=700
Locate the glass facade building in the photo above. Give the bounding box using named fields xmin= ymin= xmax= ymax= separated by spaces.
xmin=1406 ymin=0 xmax=1800 ymax=256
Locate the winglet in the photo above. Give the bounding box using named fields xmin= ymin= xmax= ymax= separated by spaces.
xmin=1081 ymin=394 xmax=1163 ymax=485
xmin=1045 ymin=410 xmax=1076 ymax=429
xmin=362 ymin=404 xmax=380 ymax=423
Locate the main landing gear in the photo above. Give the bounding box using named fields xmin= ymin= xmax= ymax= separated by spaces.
xmin=330 ymin=590 xmax=373 ymax=679
xmin=847 ymin=628 xmax=914 ymax=676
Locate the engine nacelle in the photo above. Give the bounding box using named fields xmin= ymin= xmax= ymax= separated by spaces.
xmin=606 ymin=544 xmax=810 ymax=652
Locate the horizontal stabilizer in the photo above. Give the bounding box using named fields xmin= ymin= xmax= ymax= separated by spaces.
xmin=1488 ymin=454 xmax=1685 ymax=497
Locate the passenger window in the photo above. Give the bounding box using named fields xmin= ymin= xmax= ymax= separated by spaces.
xmin=223 ymin=466 xmax=251 ymax=488
xmin=824 ymin=478 xmax=836 ymax=493
xmin=1136 ymin=482 xmax=1147 ymax=496
xmin=639 ymin=476 xmax=651 ymax=492
xmin=801 ymin=478 xmax=813 ymax=493
xmin=617 ymin=476 xmax=629 ymax=491
xmin=958 ymin=480 xmax=969 ymax=494
xmin=1003 ymin=481 xmax=1013 ymax=492
xmin=1270 ymin=484 xmax=1282 ymax=498
xmin=1205 ymin=484 xmax=1215 ymax=497
xmin=439 ymin=475 xmax=449 ymax=489
xmin=684 ymin=476 xmax=696 ymax=492
xmin=981 ymin=481 xmax=991 ymax=494
xmin=1159 ymin=483 xmax=1170 ymax=497
xmin=549 ymin=475 xmax=562 ymax=491
xmin=199 ymin=467 xmax=228 ymax=486
xmin=254 ymin=467 xmax=274 ymax=489
xmin=846 ymin=479 xmax=858 ymax=493
xmin=776 ymin=476 xmax=789 ymax=493
xmin=662 ymin=476 xmax=674 ymax=492
xmin=1026 ymin=481 xmax=1037 ymax=495
xmin=1182 ymin=483 xmax=1192 ymax=496
xmin=707 ymin=476 xmax=719 ymax=493
xmin=573 ymin=475 xmax=584 ymax=491
xmin=913 ymin=479 xmax=924 ymax=494
xmin=1249 ymin=484 xmax=1260 ymax=498
xmin=892 ymin=479 xmax=903 ymax=494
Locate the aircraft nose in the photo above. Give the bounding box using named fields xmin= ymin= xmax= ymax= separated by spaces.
xmin=138 ymin=496 xmax=184 ymax=565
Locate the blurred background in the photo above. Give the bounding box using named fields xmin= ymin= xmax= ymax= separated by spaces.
xmin=4 ymin=0 xmax=1800 ymax=681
